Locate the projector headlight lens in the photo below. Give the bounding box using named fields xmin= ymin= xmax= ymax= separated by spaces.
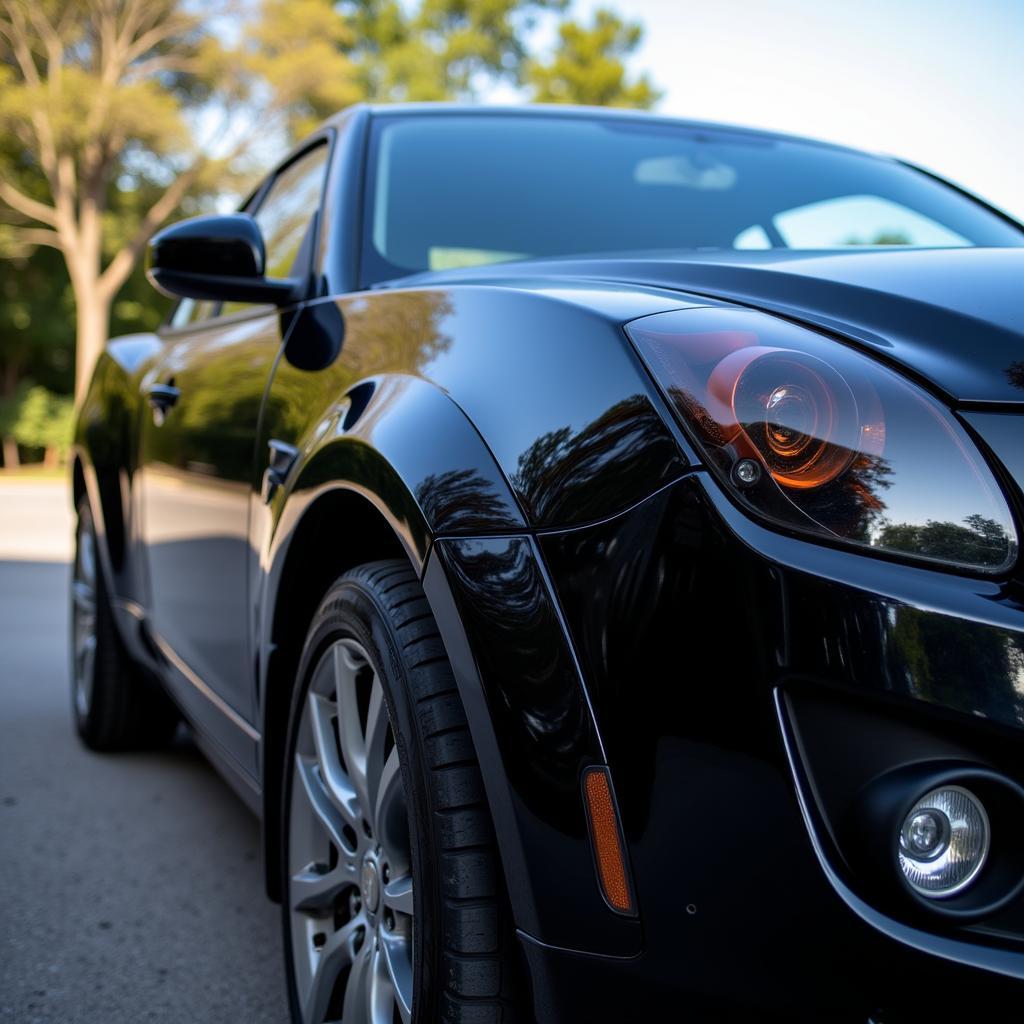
xmin=898 ymin=786 xmax=989 ymax=898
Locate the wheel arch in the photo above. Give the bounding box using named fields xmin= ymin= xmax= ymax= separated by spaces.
xmin=260 ymin=484 xmax=411 ymax=901
xmin=258 ymin=373 xmax=529 ymax=900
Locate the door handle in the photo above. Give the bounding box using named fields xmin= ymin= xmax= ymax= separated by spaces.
xmin=147 ymin=382 xmax=180 ymax=425
xmin=261 ymin=439 xmax=300 ymax=503
xmin=147 ymin=382 xmax=180 ymax=410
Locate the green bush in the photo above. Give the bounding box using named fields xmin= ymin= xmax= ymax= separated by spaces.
xmin=15 ymin=385 xmax=73 ymax=454
xmin=0 ymin=383 xmax=73 ymax=465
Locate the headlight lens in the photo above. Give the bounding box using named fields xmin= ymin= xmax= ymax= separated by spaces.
xmin=898 ymin=786 xmax=989 ymax=897
xmin=627 ymin=308 xmax=1017 ymax=571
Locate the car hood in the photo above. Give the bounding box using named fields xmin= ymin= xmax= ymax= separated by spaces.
xmin=412 ymin=247 xmax=1024 ymax=404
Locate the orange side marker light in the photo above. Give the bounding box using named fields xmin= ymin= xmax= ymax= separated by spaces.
xmin=582 ymin=766 xmax=636 ymax=916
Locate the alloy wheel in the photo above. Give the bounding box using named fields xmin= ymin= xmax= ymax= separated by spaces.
xmin=288 ymin=638 xmax=415 ymax=1024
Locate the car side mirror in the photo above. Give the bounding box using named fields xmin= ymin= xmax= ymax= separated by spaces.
xmin=147 ymin=213 xmax=298 ymax=306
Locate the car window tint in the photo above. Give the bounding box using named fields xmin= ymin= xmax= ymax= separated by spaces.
xmin=256 ymin=144 xmax=330 ymax=280
xmin=218 ymin=144 xmax=329 ymax=319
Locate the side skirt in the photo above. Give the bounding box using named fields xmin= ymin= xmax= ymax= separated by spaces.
xmin=113 ymin=598 xmax=262 ymax=815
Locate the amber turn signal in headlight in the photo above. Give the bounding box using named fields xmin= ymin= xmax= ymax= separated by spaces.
xmin=627 ymin=308 xmax=1017 ymax=572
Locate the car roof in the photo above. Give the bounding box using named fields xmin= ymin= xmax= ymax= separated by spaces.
xmin=319 ymin=101 xmax=883 ymax=161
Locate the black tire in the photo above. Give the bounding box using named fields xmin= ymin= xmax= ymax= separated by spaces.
xmin=71 ymin=498 xmax=178 ymax=751
xmin=281 ymin=558 xmax=524 ymax=1023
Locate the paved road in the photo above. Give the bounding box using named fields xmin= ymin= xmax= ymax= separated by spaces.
xmin=0 ymin=482 xmax=288 ymax=1023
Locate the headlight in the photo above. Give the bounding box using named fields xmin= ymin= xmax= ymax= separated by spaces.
xmin=626 ymin=308 xmax=1017 ymax=572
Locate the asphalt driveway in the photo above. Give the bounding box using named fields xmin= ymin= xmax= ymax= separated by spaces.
xmin=0 ymin=481 xmax=287 ymax=1023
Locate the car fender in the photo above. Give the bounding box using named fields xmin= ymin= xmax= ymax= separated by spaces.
xmin=257 ymin=373 xmax=641 ymax=955
xmin=71 ymin=333 xmax=161 ymax=613
xmin=257 ymin=372 xmax=522 ymax=884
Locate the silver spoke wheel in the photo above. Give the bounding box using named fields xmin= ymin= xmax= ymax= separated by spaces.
xmin=72 ymin=525 xmax=98 ymax=720
xmin=289 ymin=639 xmax=414 ymax=1024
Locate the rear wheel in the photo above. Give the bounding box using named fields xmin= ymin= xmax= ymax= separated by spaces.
xmin=71 ymin=498 xmax=178 ymax=751
xmin=281 ymin=559 xmax=523 ymax=1023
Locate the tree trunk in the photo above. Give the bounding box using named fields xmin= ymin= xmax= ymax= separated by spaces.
xmin=43 ymin=445 xmax=61 ymax=469
xmin=74 ymin=282 xmax=110 ymax=406
xmin=2 ymin=437 xmax=19 ymax=470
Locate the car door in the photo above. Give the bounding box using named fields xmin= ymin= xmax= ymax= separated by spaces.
xmin=138 ymin=141 xmax=331 ymax=773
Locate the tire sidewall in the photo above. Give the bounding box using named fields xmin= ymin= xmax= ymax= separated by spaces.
xmin=69 ymin=497 xmax=178 ymax=751
xmin=71 ymin=499 xmax=100 ymax=733
xmin=281 ymin=577 xmax=437 ymax=1024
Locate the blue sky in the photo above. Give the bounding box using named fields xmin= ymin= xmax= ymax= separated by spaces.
xmin=571 ymin=0 xmax=1024 ymax=221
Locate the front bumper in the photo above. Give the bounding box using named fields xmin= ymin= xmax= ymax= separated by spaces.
xmin=531 ymin=469 xmax=1024 ymax=1021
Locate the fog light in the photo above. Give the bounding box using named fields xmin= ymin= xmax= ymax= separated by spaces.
xmin=898 ymin=786 xmax=989 ymax=898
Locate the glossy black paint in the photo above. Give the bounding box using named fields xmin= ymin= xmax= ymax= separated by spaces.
xmin=538 ymin=470 xmax=1024 ymax=1018
xmin=963 ymin=410 xmax=1024 ymax=499
xmin=403 ymin=247 xmax=1024 ymax=403
xmin=267 ymin=286 xmax=691 ymax=531
xmin=147 ymin=212 xmax=295 ymax=306
xmin=426 ymin=535 xmax=639 ymax=956
xmin=74 ymin=333 xmax=162 ymax=600
xmin=71 ymin=104 xmax=1024 ymax=1020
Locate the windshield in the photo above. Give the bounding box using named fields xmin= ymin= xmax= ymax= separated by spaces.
xmin=361 ymin=113 xmax=1023 ymax=284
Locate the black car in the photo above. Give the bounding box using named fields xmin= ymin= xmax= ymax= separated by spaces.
xmin=71 ymin=104 xmax=1024 ymax=1023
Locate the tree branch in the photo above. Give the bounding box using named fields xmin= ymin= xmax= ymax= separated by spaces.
xmin=24 ymin=3 xmax=63 ymax=64
xmin=6 ymin=226 xmax=63 ymax=250
xmin=2 ymin=1 xmax=65 ymax=206
xmin=98 ymin=160 xmax=204 ymax=300
xmin=96 ymin=104 xmax=258 ymax=301
xmin=122 ymin=13 xmax=197 ymax=66
xmin=1 ymin=2 xmax=43 ymax=88
xmin=125 ymin=53 xmax=203 ymax=79
xmin=118 ymin=0 xmax=167 ymax=53
xmin=0 ymin=179 xmax=59 ymax=226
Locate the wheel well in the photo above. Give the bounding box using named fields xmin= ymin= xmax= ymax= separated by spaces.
xmin=262 ymin=487 xmax=411 ymax=901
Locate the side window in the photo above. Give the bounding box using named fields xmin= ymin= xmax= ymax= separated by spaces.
xmin=255 ymin=144 xmax=330 ymax=279
xmin=170 ymin=298 xmax=217 ymax=328
xmin=217 ymin=144 xmax=329 ymax=319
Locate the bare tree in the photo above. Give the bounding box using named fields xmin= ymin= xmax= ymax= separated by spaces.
xmin=0 ymin=0 xmax=661 ymax=405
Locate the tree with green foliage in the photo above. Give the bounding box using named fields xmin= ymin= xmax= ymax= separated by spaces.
xmin=0 ymin=0 xmax=355 ymax=402
xmin=11 ymin=383 xmax=73 ymax=465
xmin=877 ymin=514 xmax=1011 ymax=567
xmin=0 ymin=377 xmax=75 ymax=467
xmin=0 ymin=245 xmax=74 ymax=392
xmin=526 ymin=7 xmax=660 ymax=108
xmin=1 ymin=0 xmax=660 ymax=416
xmin=343 ymin=0 xmax=569 ymax=102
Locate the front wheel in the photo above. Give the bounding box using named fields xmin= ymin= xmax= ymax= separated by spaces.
xmin=281 ymin=560 xmax=523 ymax=1023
